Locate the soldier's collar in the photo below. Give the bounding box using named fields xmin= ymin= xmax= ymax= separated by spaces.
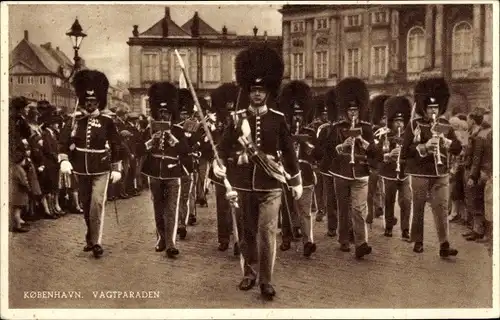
xmin=247 ymin=105 xmax=268 ymax=116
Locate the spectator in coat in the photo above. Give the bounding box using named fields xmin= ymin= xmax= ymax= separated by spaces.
xmin=10 ymin=149 xmax=31 ymax=233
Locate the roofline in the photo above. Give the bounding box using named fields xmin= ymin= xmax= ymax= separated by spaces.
xmin=127 ymin=35 xmax=281 ymax=46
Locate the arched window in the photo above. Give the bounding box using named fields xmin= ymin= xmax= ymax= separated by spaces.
xmin=407 ymin=26 xmax=426 ymax=74
xmin=452 ymin=21 xmax=472 ymax=71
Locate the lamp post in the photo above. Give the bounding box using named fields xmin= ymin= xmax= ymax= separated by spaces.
xmin=61 ymin=18 xmax=87 ymax=81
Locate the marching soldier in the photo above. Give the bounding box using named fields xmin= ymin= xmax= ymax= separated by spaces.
xmin=377 ymin=96 xmax=412 ymax=239
xmin=212 ymin=45 xmax=302 ymax=300
xmin=278 ymin=81 xmax=317 ymax=257
xmin=400 ymin=77 xmax=461 ymax=257
xmin=325 ymin=78 xmax=379 ymax=258
xmin=209 ymin=82 xmax=243 ymax=254
xmin=141 ymin=81 xmax=191 ymax=258
xmin=58 ymin=69 xmax=124 ymax=258
xmin=313 ymin=88 xmax=342 ymax=238
xmin=366 ymin=94 xmax=390 ymax=226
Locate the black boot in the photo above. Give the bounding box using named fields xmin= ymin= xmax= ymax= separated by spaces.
xmin=355 ymin=242 xmax=372 ymax=259
xmin=178 ymin=226 xmax=187 ymax=240
xmin=238 ymin=277 xmax=256 ymax=291
xmin=218 ymin=242 xmax=229 ymax=252
xmin=92 ymin=244 xmax=104 ymax=258
xmin=402 ymin=229 xmax=410 ymax=240
xmin=413 ymin=242 xmax=424 ymax=253
xmin=439 ymin=242 xmax=458 ymax=258
xmin=166 ymin=247 xmax=179 ymax=258
xmin=260 ymin=284 xmax=276 ymax=301
xmin=384 ymin=227 xmax=393 ymax=237
xmin=303 ymin=242 xmax=317 ymax=257
xmin=280 ymin=240 xmax=291 ymax=251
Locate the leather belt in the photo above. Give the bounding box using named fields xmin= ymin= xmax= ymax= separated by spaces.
xmin=76 ymin=147 xmax=106 ymax=153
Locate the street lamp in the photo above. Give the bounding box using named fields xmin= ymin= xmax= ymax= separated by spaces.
xmin=61 ymin=18 xmax=87 ymax=81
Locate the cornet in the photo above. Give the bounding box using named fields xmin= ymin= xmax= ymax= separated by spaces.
xmin=431 ymin=113 xmax=443 ymax=165
xmin=349 ymin=115 xmax=357 ymax=164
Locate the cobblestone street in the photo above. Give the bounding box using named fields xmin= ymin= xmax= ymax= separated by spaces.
xmin=9 ymin=188 xmax=493 ymax=309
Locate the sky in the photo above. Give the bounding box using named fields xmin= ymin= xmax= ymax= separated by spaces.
xmin=8 ymin=3 xmax=283 ymax=85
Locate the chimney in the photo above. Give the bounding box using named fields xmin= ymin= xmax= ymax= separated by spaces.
xmin=191 ymin=12 xmax=200 ymax=37
xmin=264 ymin=31 xmax=268 ymax=41
xmin=133 ymin=25 xmax=139 ymax=37
xmin=24 ymin=30 xmax=28 ymax=41
xmin=222 ymin=25 xmax=227 ymax=36
xmin=164 ymin=7 xmax=170 ymax=20
xmin=56 ymin=46 xmax=60 ymax=51
xmin=162 ymin=16 xmax=169 ymax=37
xmin=253 ymin=26 xmax=258 ymax=37
xmin=46 ymin=42 xmax=52 ymax=48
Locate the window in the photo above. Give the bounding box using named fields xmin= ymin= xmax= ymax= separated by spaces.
xmin=315 ymin=51 xmax=328 ymax=79
xmin=315 ymin=18 xmax=329 ymax=30
xmin=142 ymin=53 xmax=160 ymax=82
xmin=27 ymin=76 xmax=34 ymax=84
xmin=452 ymin=22 xmax=472 ymax=71
xmin=344 ymin=14 xmax=362 ymax=27
xmin=371 ymin=11 xmax=388 ymax=24
xmin=345 ymin=48 xmax=360 ymax=77
xmin=18 ymin=76 xmax=24 ymax=84
xmin=371 ymin=46 xmax=388 ymax=76
xmin=40 ymin=93 xmax=46 ymax=100
xmin=172 ymin=52 xmax=188 ymax=83
xmin=39 ymin=76 xmax=46 ymax=84
xmin=291 ymin=53 xmax=305 ymax=80
xmin=407 ymin=27 xmax=426 ymax=74
xmin=292 ymin=20 xmax=305 ymax=33
xmin=203 ymin=54 xmax=221 ymax=82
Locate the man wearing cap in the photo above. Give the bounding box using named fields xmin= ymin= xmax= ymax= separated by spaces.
xmin=212 ymin=45 xmax=302 ymax=300
xmin=377 ymin=96 xmax=412 ymax=239
xmin=125 ymin=111 xmax=141 ymax=196
xmin=141 ymin=82 xmax=191 ymax=258
xmin=58 ymin=70 xmax=124 ymax=258
xmin=324 ymin=78 xmax=378 ymax=259
xmin=400 ymin=77 xmax=461 ymax=257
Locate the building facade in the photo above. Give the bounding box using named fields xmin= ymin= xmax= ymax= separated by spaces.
xmin=280 ymin=4 xmax=493 ymax=112
xmin=9 ymin=30 xmax=78 ymax=112
xmin=127 ymin=7 xmax=282 ymax=113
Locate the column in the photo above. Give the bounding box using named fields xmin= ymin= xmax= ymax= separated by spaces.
xmin=161 ymin=48 xmax=170 ymax=81
xmin=472 ymin=4 xmax=483 ymax=67
xmin=329 ymin=16 xmax=338 ymax=77
xmin=361 ymin=11 xmax=371 ymax=78
xmin=390 ymin=9 xmax=400 ymax=71
xmin=484 ymin=4 xmax=492 ymax=66
xmin=305 ymin=18 xmax=314 ymax=79
xmin=424 ymin=5 xmax=434 ymax=69
xmin=283 ymin=21 xmax=291 ymax=79
xmin=434 ymin=4 xmax=444 ymax=69
xmin=129 ymin=45 xmax=142 ymax=88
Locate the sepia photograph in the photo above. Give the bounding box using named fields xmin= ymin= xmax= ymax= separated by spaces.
xmin=1 ymin=1 xmax=498 ymax=319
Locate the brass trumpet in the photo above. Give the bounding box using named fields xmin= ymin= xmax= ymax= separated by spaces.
xmin=349 ymin=115 xmax=357 ymax=164
xmin=431 ymin=113 xmax=443 ymax=165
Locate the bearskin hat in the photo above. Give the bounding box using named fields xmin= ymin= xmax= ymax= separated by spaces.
xmin=335 ymin=78 xmax=369 ymax=120
xmin=325 ymin=87 xmax=338 ymax=122
xmin=147 ymin=81 xmax=179 ymax=121
xmin=178 ymin=88 xmax=194 ymax=115
xmin=278 ymin=81 xmax=313 ymax=124
xmin=72 ymin=69 xmax=109 ymax=110
xmin=11 ymin=96 xmax=29 ymax=113
xmin=235 ymin=45 xmax=284 ymax=99
xmin=384 ymin=96 xmax=412 ymax=126
xmin=369 ymin=94 xmax=391 ymax=125
xmin=211 ymin=83 xmax=242 ymax=119
xmin=413 ymin=77 xmax=450 ymax=117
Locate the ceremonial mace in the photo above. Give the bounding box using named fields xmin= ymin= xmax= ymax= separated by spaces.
xmin=174 ymin=50 xmax=244 ymax=273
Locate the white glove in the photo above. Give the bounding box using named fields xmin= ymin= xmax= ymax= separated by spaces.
xmin=241 ymin=118 xmax=251 ymax=138
xmin=291 ymin=184 xmax=303 ymax=200
xmin=60 ymin=160 xmax=73 ymax=175
xmin=212 ymin=160 xmax=227 ymax=179
xmin=110 ymin=171 xmax=122 ymax=184
xmin=38 ymin=165 xmax=45 ymax=172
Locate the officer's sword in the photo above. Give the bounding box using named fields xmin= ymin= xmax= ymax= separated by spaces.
xmin=175 ymin=49 xmax=244 ymax=275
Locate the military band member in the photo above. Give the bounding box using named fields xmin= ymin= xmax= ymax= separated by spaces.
xmin=278 ymin=81 xmax=317 ymax=257
xmin=212 ymin=45 xmax=302 ymax=300
xmin=377 ymin=96 xmax=412 ymax=239
xmin=58 ymin=70 xmax=123 ymax=258
xmin=209 ymin=83 xmax=243 ymax=254
xmin=141 ymin=82 xmax=192 ymax=258
xmin=366 ymin=94 xmax=390 ymax=225
xmin=326 ymin=78 xmax=378 ymax=258
xmin=313 ymin=88 xmax=341 ymax=238
xmin=400 ymin=78 xmax=461 ymax=257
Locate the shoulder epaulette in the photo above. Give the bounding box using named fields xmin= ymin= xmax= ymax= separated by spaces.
xmin=270 ymin=108 xmax=284 ymax=116
xmin=101 ymin=114 xmax=112 ymax=119
xmin=360 ymin=120 xmax=372 ymax=126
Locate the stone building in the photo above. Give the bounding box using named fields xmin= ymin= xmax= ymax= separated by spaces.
xmin=127 ymin=7 xmax=282 ymax=113
xmin=9 ymin=30 xmax=78 ymax=111
xmin=280 ymin=4 xmax=493 ymax=112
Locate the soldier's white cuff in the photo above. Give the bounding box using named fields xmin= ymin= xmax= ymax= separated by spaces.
xmin=360 ymin=138 xmax=370 ymax=150
xmin=287 ymin=171 xmax=302 ymax=187
xmin=383 ymin=153 xmax=391 ymax=163
xmin=111 ymin=161 xmax=123 ymax=172
xmin=443 ymin=138 xmax=452 ymax=149
xmin=58 ymin=153 xmax=69 ymax=162
xmin=416 ymin=144 xmax=428 ymax=158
